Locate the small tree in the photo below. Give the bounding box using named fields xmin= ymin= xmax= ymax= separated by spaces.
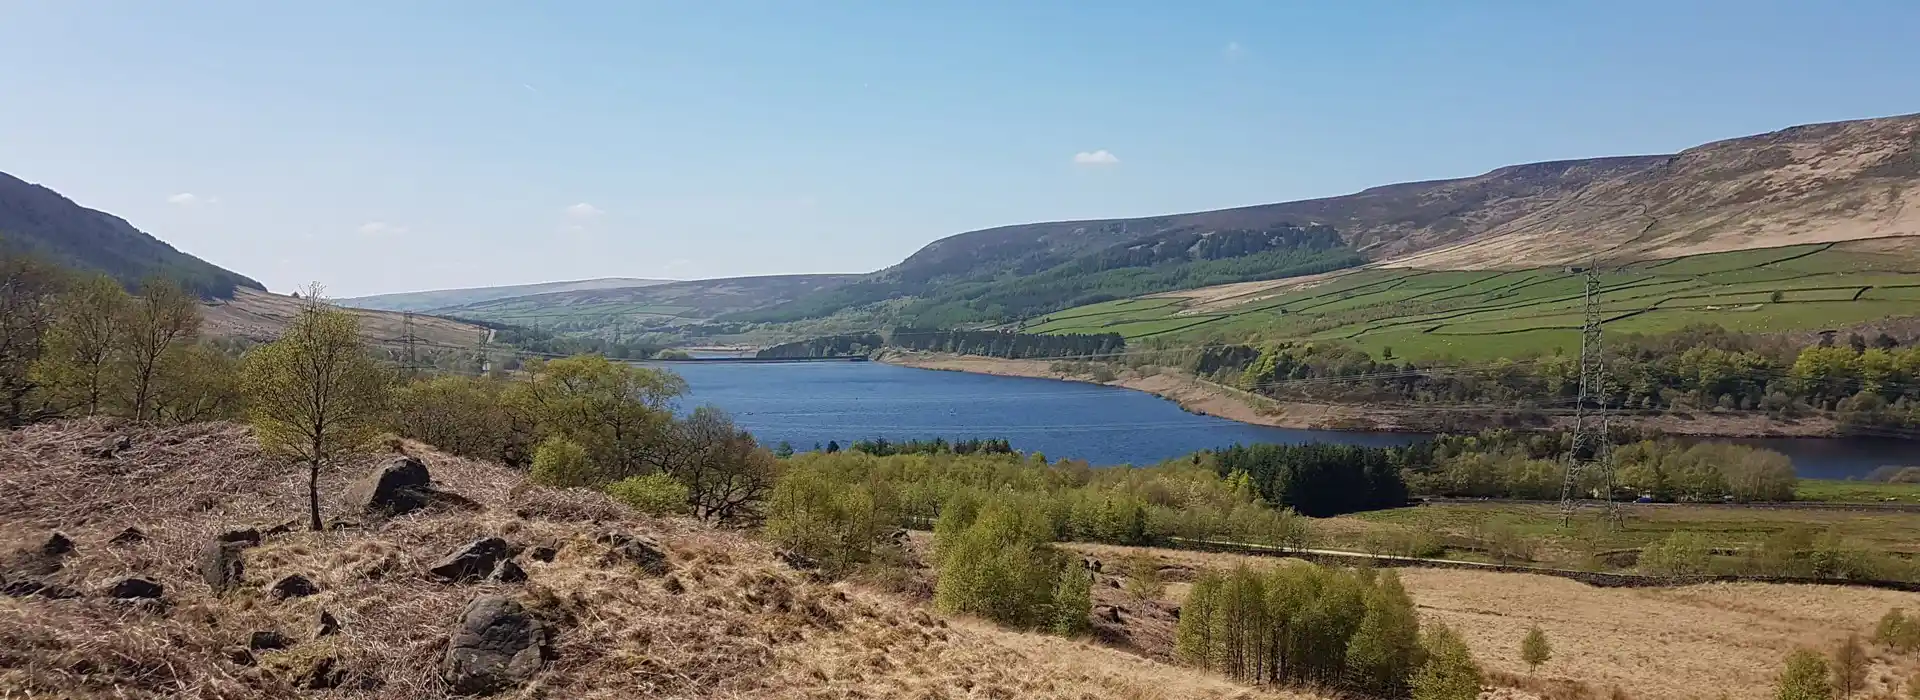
xmin=1411 ymin=622 xmax=1483 ymax=700
xmin=530 ymin=435 xmax=596 ymax=487
xmin=1049 ymin=561 xmax=1092 ymax=636
xmin=1521 ymin=626 xmax=1553 ymax=672
xmin=1876 ymin=608 xmax=1920 ymax=652
xmin=1775 ymin=648 xmax=1832 ymax=700
xmin=241 ymin=291 xmax=391 ymax=531
xmin=34 ymin=274 xmax=128 ymax=416
xmin=605 ymin=473 xmax=690 ymax=516
xmin=1121 ymin=552 xmax=1163 ymax=599
xmin=1831 ymin=634 xmax=1866 ymax=698
xmin=120 ymin=278 xmax=201 ymax=421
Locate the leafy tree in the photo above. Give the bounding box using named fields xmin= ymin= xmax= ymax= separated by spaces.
xmin=1121 ymin=552 xmax=1163 ymax=599
xmin=148 ymin=343 xmax=242 ymax=424
xmin=933 ymin=498 xmax=1069 ymax=629
xmin=661 ymin=407 xmax=778 ymax=523
xmin=0 ymin=254 xmax=69 ymax=425
xmin=33 ymin=274 xmax=128 ymax=416
xmin=389 ymin=374 xmax=534 ymax=466
xmin=530 ymin=435 xmax=596 ymax=488
xmin=1875 ymin=608 xmax=1920 ymax=652
xmin=605 ymin=473 xmax=690 ymax=516
xmin=1049 ymin=562 xmax=1092 ymax=636
xmin=1410 ymin=622 xmax=1483 ymax=700
xmin=241 ymin=294 xmax=392 ymax=531
xmin=1521 ymin=625 xmax=1552 ymax=672
xmin=1175 ymin=570 xmax=1223 ymax=667
xmin=1775 ymin=648 xmax=1832 ymax=700
xmin=1347 ymin=570 xmax=1422 ymax=696
xmin=505 ymin=354 xmax=683 ymax=481
xmin=120 ymin=278 xmax=200 ymax=421
xmin=1831 ymin=634 xmax=1866 ymax=698
xmin=765 ymin=461 xmax=893 ymax=575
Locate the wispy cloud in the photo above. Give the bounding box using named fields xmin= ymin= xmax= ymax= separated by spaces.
xmin=358 ymin=221 xmax=409 ymax=236
xmin=1223 ymin=41 xmax=1246 ymax=59
xmin=1072 ymin=150 xmax=1120 ymax=166
xmin=564 ymin=202 xmax=605 ymax=219
xmin=166 ymin=192 xmax=217 ymax=206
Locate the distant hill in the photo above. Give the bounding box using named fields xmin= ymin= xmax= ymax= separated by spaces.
xmin=338 ymin=277 xmax=675 ymax=312
xmin=201 ymin=288 xmax=491 ymax=350
xmin=745 ymin=112 xmax=1920 ymax=326
xmin=433 ymin=273 xmax=860 ymax=328
xmin=0 ymin=171 xmax=262 ymax=298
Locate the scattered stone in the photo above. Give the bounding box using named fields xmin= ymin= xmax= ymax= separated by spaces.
xmin=596 ymin=532 xmax=668 ymax=577
xmin=527 ymin=546 xmax=557 ymax=563
xmin=86 ymin=434 xmax=133 ymax=459
xmin=662 ymin=575 xmax=685 ymax=595
xmin=217 ymin=527 xmax=262 ymax=547
xmin=249 ymin=630 xmax=293 ymax=651
xmin=224 ymin=646 xmax=257 ymax=667
xmin=295 ymin=656 xmax=345 ymax=689
xmin=109 ymin=527 xmax=147 ymax=545
xmin=344 ymin=456 xmax=476 ymax=518
xmin=41 ymin=532 xmax=74 ymax=556
xmin=489 ymin=558 xmax=527 ymax=584
xmin=199 ymin=541 xmax=246 ymax=593
xmin=263 ymin=519 xmax=300 ymax=537
xmin=430 ymin=537 xmax=512 ymax=583
xmin=107 ymin=577 xmax=164 ymax=600
xmin=316 ymin=609 xmax=341 ymax=638
xmin=441 ymin=595 xmax=549 ymax=695
xmin=328 ymin=521 xmax=362 ymax=532
xmin=270 ymin=574 xmax=319 ymax=600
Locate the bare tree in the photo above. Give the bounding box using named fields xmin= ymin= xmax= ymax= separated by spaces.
xmin=663 ymin=406 xmax=777 ymax=523
xmin=121 ymin=278 xmax=201 ymax=420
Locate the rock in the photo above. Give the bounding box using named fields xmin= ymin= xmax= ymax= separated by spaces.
xmin=224 ymin=647 xmax=257 ymax=666
xmin=109 ymin=527 xmax=147 ymax=545
xmin=217 ymin=528 xmax=262 ymax=547
xmin=270 ymin=574 xmax=319 ymax=600
xmin=200 ymin=541 xmax=246 ymax=593
xmin=295 ymin=656 xmax=345 ymax=690
xmin=662 ymin=575 xmax=685 ymax=595
xmin=527 ymin=546 xmax=557 ymax=563
xmin=489 ymin=558 xmax=527 ymax=584
xmin=316 ymin=609 xmax=340 ymax=638
xmin=107 ymin=577 xmax=164 ymax=600
xmin=41 ymin=532 xmax=74 ymax=556
xmin=343 ymin=456 xmax=441 ymax=517
xmin=86 ymin=434 xmax=132 ymax=458
xmin=596 ymin=532 xmax=669 ymax=577
xmin=1094 ymin=604 xmax=1124 ymax=623
xmin=249 ymin=630 xmax=293 ymax=651
xmin=441 ymin=595 xmax=549 ymax=695
xmin=430 ymin=538 xmax=512 ymax=583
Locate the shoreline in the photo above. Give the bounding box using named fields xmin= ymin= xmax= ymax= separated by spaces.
xmin=876 ymin=351 xmax=1843 ymax=439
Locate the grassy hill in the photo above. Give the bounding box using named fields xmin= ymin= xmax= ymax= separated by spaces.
xmin=201 ymin=288 xmax=492 ymax=350
xmin=433 ymin=273 xmax=860 ymax=334
xmin=1029 ymin=236 xmax=1920 ymax=360
xmin=742 ymin=112 xmax=1920 ymax=331
xmin=0 ymin=171 xmax=262 ymax=298
xmin=337 ymin=277 xmax=674 ymax=312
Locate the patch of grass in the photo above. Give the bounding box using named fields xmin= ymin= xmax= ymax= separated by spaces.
xmin=1795 ymin=479 xmax=1920 ymax=504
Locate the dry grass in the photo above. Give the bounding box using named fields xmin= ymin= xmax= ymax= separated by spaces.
xmin=201 ymin=289 xmax=489 ymax=349
xmin=1072 ymin=542 xmax=1920 ymax=700
xmin=0 ymin=420 xmax=1328 ymax=699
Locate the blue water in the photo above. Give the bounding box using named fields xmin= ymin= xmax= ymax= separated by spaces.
xmin=656 ymin=360 xmax=1909 ymax=479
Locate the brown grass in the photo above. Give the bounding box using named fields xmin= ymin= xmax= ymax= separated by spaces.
xmin=201 ymin=289 xmax=489 ymax=349
xmin=0 ymin=420 xmax=1329 ymax=699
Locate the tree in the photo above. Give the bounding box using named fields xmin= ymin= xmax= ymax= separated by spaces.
xmin=1411 ymin=622 xmax=1483 ymax=700
xmin=1775 ymin=648 xmax=1832 ymax=700
xmin=1122 ymin=552 xmax=1163 ymax=599
xmin=241 ymin=292 xmax=392 ymax=531
xmin=1521 ymin=626 xmax=1552 ymax=672
xmin=1049 ymin=561 xmax=1092 ymax=636
xmin=765 ymin=461 xmax=892 ymax=575
xmin=120 ymin=278 xmax=201 ymax=421
xmin=662 ymin=407 xmax=778 ymax=523
xmin=34 ymin=274 xmax=128 ymax=416
xmin=530 ymin=435 xmax=595 ymax=487
xmin=0 ymin=254 xmax=69 ymax=425
xmin=1831 ymin=634 xmax=1866 ymax=698
xmin=605 ymin=473 xmax=690 ymax=516
xmin=506 ymin=354 xmax=683 ymax=481
xmin=148 ymin=343 xmax=242 ymax=424
xmin=1347 ymin=570 xmax=1422 ymax=696
xmin=933 ymin=498 xmax=1067 ymax=629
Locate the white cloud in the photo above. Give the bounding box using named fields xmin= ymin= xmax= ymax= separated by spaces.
xmin=1072 ymin=150 xmax=1120 ymax=166
xmin=1224 ymin=40 xmax=1244 ymax=56
xmin=564 ymin=202 xmax=605 ymax=219
xmin=166 ymin=192 xmax=217 ymax=206
xmin=358 ymin=221 xmax=409 ymax=236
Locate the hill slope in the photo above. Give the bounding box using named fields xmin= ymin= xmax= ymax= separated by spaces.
xmin=0 ymin=172 xmax=262 ymax=298
xmin=202 ymin=288 xmax=491 ymax=350
xmin=338 ymin=278 xmax=675 ymax=313
xmin=751 ymin=112 xmax=1920 ymax=326
xmin=436 ymin=273 xmax=860 ymax=329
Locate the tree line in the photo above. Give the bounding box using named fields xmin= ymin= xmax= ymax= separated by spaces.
xmin=1404 ymin=429 xmax=1798 ymax=502
xmin=888 ymin=328 xmax=1125 ymax=360
xmin=755 ymin=333 xmax=884 ymax=359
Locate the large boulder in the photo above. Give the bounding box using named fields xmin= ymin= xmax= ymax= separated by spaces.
xmin=441 ymin=595 xmax=549 ymax=695
xmin=200 ymin=541 xmax=246 ymax=593
xmin=430 ymin=538 xmax=512 ymax=583
xmin=343 ymin=456 xmax=477 ymax=518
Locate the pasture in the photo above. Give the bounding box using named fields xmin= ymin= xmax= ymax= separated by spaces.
xmin=1022 ymin=237 xmax=1920 ymax=361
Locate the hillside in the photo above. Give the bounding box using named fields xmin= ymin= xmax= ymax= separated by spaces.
xmin=746 ymin=112 xmax=1920 ymax=327
xmin=0 ymin=172 xmax=262 ymax=298
xmin=0 ymin=419 xmax=1309 ymax=699
xmin=436 ymin=273 xmax=860 ymax=330
xmin=203 ymin=288 xmax=491 ymax=350
xmin=338 ymin=278 xmax=675 ymax=313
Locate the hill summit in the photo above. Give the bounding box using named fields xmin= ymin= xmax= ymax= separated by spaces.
xmin=0 ymin=172 xmax=261 ymax=298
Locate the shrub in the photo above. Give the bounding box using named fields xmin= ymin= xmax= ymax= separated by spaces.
xmin=1640 ymin=532 xmax=1712 ymax=575
xmin=1521 ymin=626 xmax=1552 ymax=672
xmin=1411 ymin=622 xmax=1483 ymax=700
xmin=605 ymin=473 xmax=689 ymax=516
xmin=1876 ymin=608 xmax=1920 ymax=652
xmin=1775 ymin=648 xmax=1831 ymax=700
xmin=1049 ymin=565 xmax=1092 ymax=636
xmin=1121 ymin=552 xmax=1163 ymax=599
xmin=529 ymin=435 xmax=596 ymax=488
xmin=764 ymin=464 xmax=893 ymax=576
xmin=933 ymin=498 xmax=1073 ymax=630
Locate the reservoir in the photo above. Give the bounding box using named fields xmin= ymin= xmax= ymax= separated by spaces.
xmin=658 ymin=360 xmax=1912 ymax=480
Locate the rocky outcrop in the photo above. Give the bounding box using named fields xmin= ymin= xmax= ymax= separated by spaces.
xmin=596 ymin=532 xmax=669 ymax=577
xmin=442 ymin=595 xmax=549 ymax=695
xmin=343 ymin=456 xmax=478 ymax=518
xmin=489 ymin=558 xmax=527 ymax=583
xmin=199 ymin=541 xmax=246 ymax=593
xmin=430 ymin=538 xmax=512 ymax=583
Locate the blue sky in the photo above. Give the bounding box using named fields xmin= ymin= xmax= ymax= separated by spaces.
xmin=2 ymin=1 xmax=1917 ymax=297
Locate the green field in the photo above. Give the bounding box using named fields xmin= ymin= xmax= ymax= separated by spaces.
xmin=1025 ymin=239 xmax=1920 ymax=360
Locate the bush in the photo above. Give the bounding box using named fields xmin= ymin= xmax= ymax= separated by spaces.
xmin=1049 ymin=565 xmax=1092 ymax=636
xmin=1640 ymin=532 xmax=1712 ymax=575
xmin=1521 ymin=626 xmax=1552 ymax=671
xmin=1121 ymin=552 xmax=1163 ymax=599
xmin=1775 ymin=648 xmax=1831 ymax=700
xmin=933 ymin=498 xmax=1076 ymax=630
xmin=1411 ymin=622 xmax=1483 ymax=700
xmin=605 ymin=473 xmax=689 ymax=516
xmin=764 ymin=463 xmax=894 ymax=576
xmin=529 ymin=435 xmax=596 ymax=488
